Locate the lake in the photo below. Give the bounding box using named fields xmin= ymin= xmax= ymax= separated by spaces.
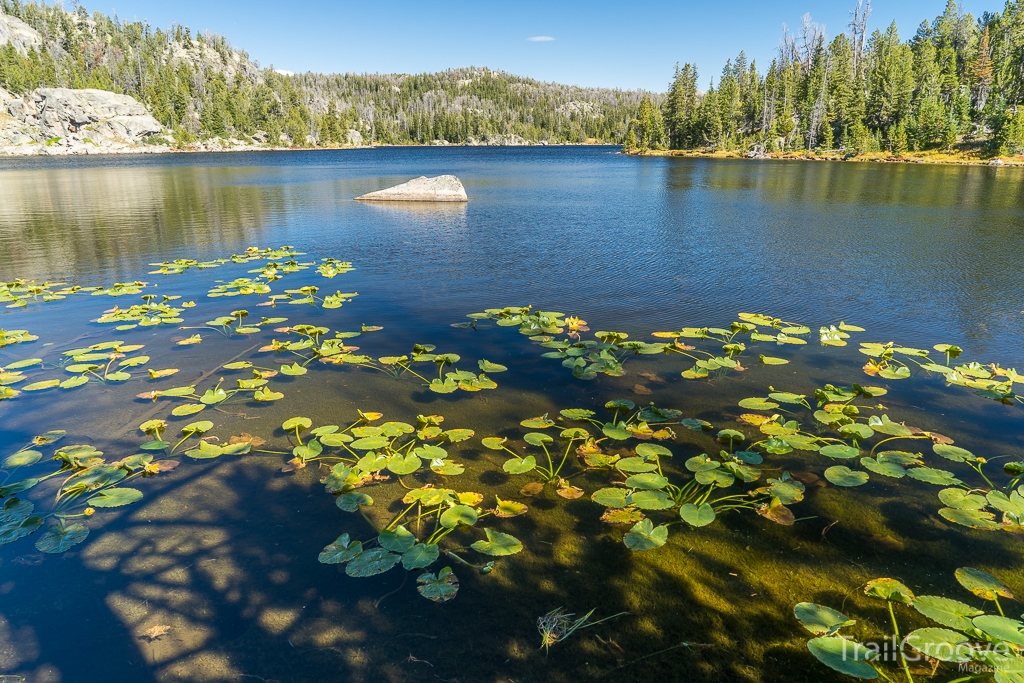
xmin=0 ymin=147 xmax=1022 ymax=683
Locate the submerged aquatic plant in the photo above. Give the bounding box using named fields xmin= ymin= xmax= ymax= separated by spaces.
xmin=537 ymin=607 xmax=629 ymax=653
xmin=795 ymin=567 xmax=1023 ymax=681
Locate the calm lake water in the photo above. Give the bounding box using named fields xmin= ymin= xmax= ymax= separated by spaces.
xmin=0 ymin=147 xmax=1023 ymax=683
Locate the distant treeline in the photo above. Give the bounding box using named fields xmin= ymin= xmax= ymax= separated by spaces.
xmin=0 ymin=0 xmax=648 ymax=145
xmin=624 ymin=0 xmax=1024 ymax=156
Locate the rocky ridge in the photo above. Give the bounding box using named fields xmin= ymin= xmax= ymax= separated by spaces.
xmin=1 ymin=87 xmax=166 ymax=155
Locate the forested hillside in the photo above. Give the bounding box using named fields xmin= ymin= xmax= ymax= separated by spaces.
xmin=629 ymin=0 xmax=1024 ymax=157
xmin=0 ymin=0 xmax=645 ymax=146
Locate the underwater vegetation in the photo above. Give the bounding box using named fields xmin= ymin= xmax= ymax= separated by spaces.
xmin=1 ymin=247 xmax=1023 ymax=680
xmin=796 ymin=567 xmax=1023 ymax=682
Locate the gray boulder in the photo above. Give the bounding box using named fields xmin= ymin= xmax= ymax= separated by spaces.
xmin=355 ymin=175 xmax=468 ymax=202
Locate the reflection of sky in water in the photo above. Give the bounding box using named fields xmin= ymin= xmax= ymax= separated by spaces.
xmin=0 ymin=148 xmax=1024 ymax=682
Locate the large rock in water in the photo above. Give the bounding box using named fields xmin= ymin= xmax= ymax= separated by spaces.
xmin=355 ymin=175 xmax=468 ymax=202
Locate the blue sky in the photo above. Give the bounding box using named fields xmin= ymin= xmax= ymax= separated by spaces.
xmin=97 ymin=0 xmax=994 ymax=91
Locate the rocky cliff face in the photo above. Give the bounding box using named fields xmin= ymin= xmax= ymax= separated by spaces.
xmin=0 ymin=12 xmax=41 ymax=56
xmin=0 ymin=88 xmax=165 ymax=155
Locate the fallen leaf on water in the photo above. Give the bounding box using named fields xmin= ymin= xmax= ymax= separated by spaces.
xmin=520 ymin=482 xmax=544 ymax=496
xmin=631 ymin=384 xmax=652 ymax=396
xmin=140 ymin=625 xmax=171 ymax=641
xmin=229 ymin=433 xmax=267 ymax=448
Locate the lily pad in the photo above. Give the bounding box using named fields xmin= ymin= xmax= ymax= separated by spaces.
xmin=679 ymin=503 xmax=715 ymax=527
xmin=88 ymin=488 xmax=144 ymax=508
xmin=35 ymin=523 xmax=89 ymax=554
xmin=503 ymin=456 xmax=536 ymax=474
xmin=955 ymin=567 xmax=1015 ymax=601
xmin=402 ymin=543 xmax=439 ymax=570
xmin=825 ymin=466 xmax=869 ymax=487
xmin=806 ymin=636 xmax=878 ymax=678
xmin=912 ymin=595 xmax=984 ymax=631
xmin=440 ymin=505 xmax=478 ymax=528
xmin=471 ymin=528 xmax=523 ymax=556
xmin=417 ymin=566 xmax=459 ymax=602
xmin=346 ymin=547 xmax=401 ymax=577
xmin=794 ymin=603 xmax=856 ymax=636
xmin=623 ymin=518 xmax=668 ymax=551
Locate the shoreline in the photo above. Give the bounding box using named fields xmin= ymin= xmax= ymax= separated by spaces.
xmin=628 ymin=148 xmax=1024 ymax=168
xmin=0 ymin=141 xmax=617 ymax=158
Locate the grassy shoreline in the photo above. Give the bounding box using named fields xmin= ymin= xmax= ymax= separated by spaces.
xmin=628 ymin=147 xmax=1024 ymax=167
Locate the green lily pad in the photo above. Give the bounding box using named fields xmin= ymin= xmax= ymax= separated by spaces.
xmin=471 ymin=528 xmax=523 ymax=556
xmin=973 ymin=615 xmax=1024 ymax=647
xmin=955 ymin=567 xmax=1015 ymax=601
xmin=592 ymin=488 xmax=630 ymax=508
xmin=402 ymin=543 xmax=439 ymax=570
xmin=912 ymin=595 xmax=984 ymax=631
xmin=815 ymin=444 xmax=864 ymax=458
xmin=806 ymin=637 xmax=878 ymax=678
xmin=794 ymin=602 xmax=856 ymax=636
xmin=679 ymin=503 xmax=715 ymax=528
xmin=35 ymin=523 xmax=89 ymax=554
xmin=933 ymin=444 xmax=977 ymax=463
xmin=88 ymin=487 xmax=143 ymax=508
xmin=336 ymin=491 xmax=373 ymax=512
xmin=629 ymin=490 xmax=674 ymax=510
xmin=417 ymin=566 xmax=459 ymax=602
xmin=503 ymin=456 xmax=536 ymax=474
xmin=738 ymin=397 xmax=779 ymax=411
xmin=346 ymin=547 xmax=401 ymax=577
xmin=861 ymin=457 xmax=906 ymax=478
xmin=319 ymin=534 xmax=363 ymax=564
xmin=383 ymin=453 xmax=420 ymax=475
xmin=378 ymin=525 xmax=416 ymax=553
xmin=523 ymin=432 xmax=554 ymax=447
xmin=825 ymin=466 xmax=869 ymax=487
xmin=440 ymin=505 xmax=478 ymax=528
xmin=623 ymin=518 xmax=668 ymax=551
xmin=351 ymin=436 xmax=389 ymax=450
xmin=905 ymin=628 xmax=973 ymax=663
xmin=864 ymin=578 xmax=915 ymax=604
xmin=625 ymin=473 xmax=668 ymax=490
xmin=907 ymin=467 xmax=962 ymax=486
xmin=616 ymin=457 xmax=658 ymax=473
xmin=635 ymin=443 xmax=672 ymax=459
xmin=3 ymin=450 xmax=42 ymax=469
xmin=172 ymin=404 xmax=206 ymax=417
xmin=602 ymin=423 xmax=631 ymax=440
xmin=939 ymin=507 xmax=1001 ymax=530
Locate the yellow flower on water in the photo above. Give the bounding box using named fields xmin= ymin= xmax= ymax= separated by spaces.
xmin=84 ymin=507 xmax=95 ymax=516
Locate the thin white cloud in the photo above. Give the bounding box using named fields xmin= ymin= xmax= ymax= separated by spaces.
xmin=274 ymin=69 xmax=295 ymax=76
xmin=526 ymin=36 xmax=555 ymax=42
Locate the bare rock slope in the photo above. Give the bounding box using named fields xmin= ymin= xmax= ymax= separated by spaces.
xmin=1 ymin=88 xmax=164 ymax=155
xmin=355 ymin=175 xmax=469 ymax=202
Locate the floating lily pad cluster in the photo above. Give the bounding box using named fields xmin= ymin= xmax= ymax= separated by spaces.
xmin=733 ymin=383 xmax=1024 ymax=533
xmin=290 ymin=410 xmax=526 ymax=602
xmin=484 ymin=399 xmax=802 ymax=551
xmin=149 ymin=246 xmax=303 ymax=275
xmin=260 ymin=326 xmax=504 ymax=393
xmin=1 ymin=341 xmax=159 ymax=401
xmin=0 ymin=329 xmax=39 ymax=348
xmin=96 ymin=294 xmax=192 ymax=330
xmin=860 ymin=342 xmax=1024 ymax=405
xmin=0 ymin=418 xmax=245 ymax=554
xmin=459 ymin=307 xmax=830 ymax=380
xmin=795 ymin=568 xmax=1023 ymax=681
